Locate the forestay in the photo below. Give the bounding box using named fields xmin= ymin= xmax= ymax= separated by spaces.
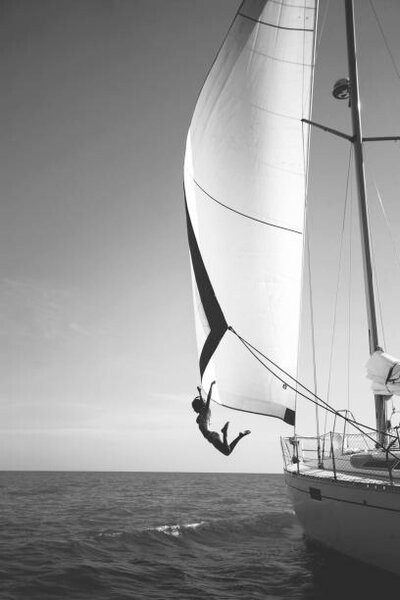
xmin=184 ymin=0 xmax=317 ymax=424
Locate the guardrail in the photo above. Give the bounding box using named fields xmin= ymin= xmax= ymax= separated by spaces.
xmin=281 ymin=431 xmax=400 ymax=485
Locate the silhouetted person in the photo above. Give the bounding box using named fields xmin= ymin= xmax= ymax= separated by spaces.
xmin=192 ymin=381 xmax=250 ymax=456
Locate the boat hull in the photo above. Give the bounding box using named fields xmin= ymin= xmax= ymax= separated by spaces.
xmin=285 ymin=469 xmax=400 ymax=575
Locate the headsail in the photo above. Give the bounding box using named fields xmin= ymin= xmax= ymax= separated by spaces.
xmin=184 ymin=0 xmax=317 ymax=424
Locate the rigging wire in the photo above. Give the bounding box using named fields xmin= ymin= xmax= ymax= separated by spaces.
xmin=324 ymin=146 xmax=353 ymax=433
xmin=371 ymin=168 xmax=400 ymax=277
xmin=346 ymin=170 xmax=353 ymax=412
xmin=296 ymin=0 xmax=319 ymax=433
xmin=316 ymin=0 xmax=330 ymax=56
xmin=306 ymin=226 xmax=320 ymax=439
xmin=363 ymin=150 xmax=400 ymax=351
xmin=365 ymin=0 xmax=400 ymax=353
xmin=366 ymin=164 xmax=397 ymax=415
xmin=369 ymin=0 xmax=400 ymax=84
xmin=371 ymin=164 xmax=400 ymax=418
xmin=367 ymin=200 xmax=388 ymax=351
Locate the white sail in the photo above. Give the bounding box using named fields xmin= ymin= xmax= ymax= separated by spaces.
xmin=366 ymin=350 xmax=400 ymax=396
xmin=184 ymin=0 xmax=317 ymax=423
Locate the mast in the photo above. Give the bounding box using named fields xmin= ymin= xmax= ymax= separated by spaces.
xmin=344 ymin=0 xmax=386 ymax=444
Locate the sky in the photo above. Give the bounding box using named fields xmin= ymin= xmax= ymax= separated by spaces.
xmin=2 ymin=0 xmax=400 ymax=472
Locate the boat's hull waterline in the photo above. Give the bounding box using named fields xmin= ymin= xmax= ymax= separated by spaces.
xmin=285 ymin=467 xmax=400 ymax=575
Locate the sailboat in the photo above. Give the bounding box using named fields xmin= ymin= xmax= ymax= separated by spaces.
xmin=184 ymin=0 xmax=400 ymax=575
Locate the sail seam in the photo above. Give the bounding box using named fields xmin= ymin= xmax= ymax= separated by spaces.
xmin=191 ymin=177 xmax=302 ymax=235
xmin=215 ymin=400 xmax=294 ymax=422
xmin=249 ymin=102 xmax=305 ymax=125
xmin=238 ymin=12 xmax=314 ymax=33
xmin=267 ymin=0 xmax=315 ymax=10
xmin=259 ymin=156 xmax=303 ymax=176
xmin=243 ymin=43 xmax=314 ymax=68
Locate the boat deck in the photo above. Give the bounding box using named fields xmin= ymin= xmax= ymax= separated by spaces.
xmin=285 ymin=462 xmax=400 ymax=490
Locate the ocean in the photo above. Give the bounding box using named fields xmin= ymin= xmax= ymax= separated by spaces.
xmin=1 ymin=471 xmax=399 ymax=600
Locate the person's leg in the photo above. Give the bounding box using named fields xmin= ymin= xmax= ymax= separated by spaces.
xmin=228 ymin=430 xmax=251 ymax=454
xmin=221 ymin=421 xmax=229 ymax=445
xmin=208 ymin=430 xmax=230 ymax=456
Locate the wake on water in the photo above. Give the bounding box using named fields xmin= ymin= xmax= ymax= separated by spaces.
xmin=150 ymin=511 xmax=297 ymax=539
xmin=153 ymin=521 xmax=206 ymax=536
xmin=94 ymin=510 xmax=298 ymax=545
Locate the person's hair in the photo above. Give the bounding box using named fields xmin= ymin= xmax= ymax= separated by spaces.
xmin=192 ymin=396 xmax=204 ymax=413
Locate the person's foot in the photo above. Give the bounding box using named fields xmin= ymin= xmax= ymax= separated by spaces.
xmin=221 ymin=422 xmax=229 ymax=435
xmin=240 ymin=430 xmax=251 ymax=437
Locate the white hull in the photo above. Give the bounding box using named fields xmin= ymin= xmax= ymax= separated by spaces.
xmin=285 ymin=467 xmax=400 ymax=575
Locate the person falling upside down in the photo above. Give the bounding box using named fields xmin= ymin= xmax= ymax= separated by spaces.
xmin=192 ymin=381 xmax=251 ymax=456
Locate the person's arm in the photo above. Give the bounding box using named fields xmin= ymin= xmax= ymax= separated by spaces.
xmin=205 ymin=381 xmax=216 ymax=410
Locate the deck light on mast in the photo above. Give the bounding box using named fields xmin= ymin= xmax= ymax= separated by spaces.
xmin=332 ymin=78 xmax=351 ymax=100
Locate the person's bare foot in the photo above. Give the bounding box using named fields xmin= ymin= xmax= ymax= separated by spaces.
xmin=221 ymin=422 xmax=229 ymax=435
xmin=240 ymin=430 xmax=251 ymax=437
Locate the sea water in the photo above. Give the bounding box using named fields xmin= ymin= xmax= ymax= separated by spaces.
xmin=0 ymin=471 xmax=399 ymax=599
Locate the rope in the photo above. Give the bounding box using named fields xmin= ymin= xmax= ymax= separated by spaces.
xmin=363 ymin=155 xmax=397 ymax=350
xmin=367 ymin=169 xmax=395 ymax=412
xmin=367 ymin=202 xmax=387 ymax=351
xmin=372 ymin=171 xmax=400 ymax=278
xmin=316 ymin=0 xmax=330 ymax=55
xmin=369 ymin=0 xmax=400 ymax=83
xmin=227 ymin=326 xmax=398 ymax=457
